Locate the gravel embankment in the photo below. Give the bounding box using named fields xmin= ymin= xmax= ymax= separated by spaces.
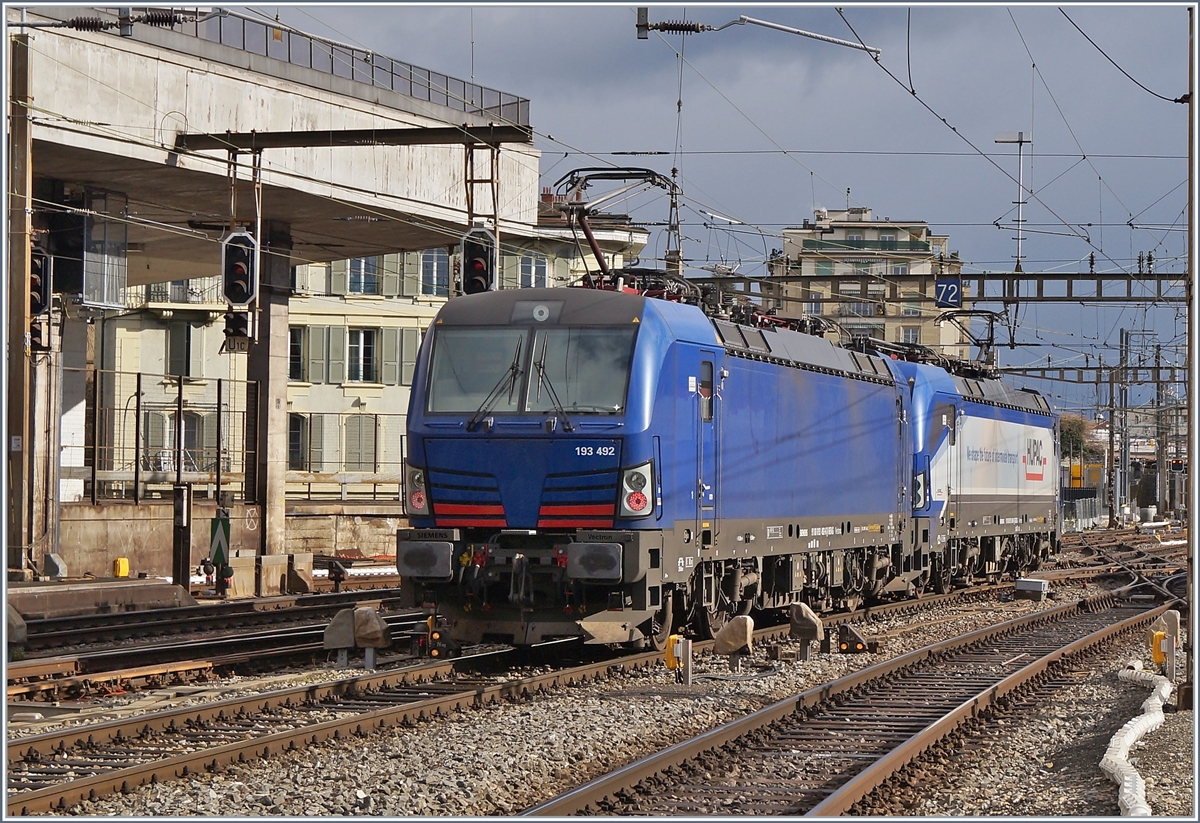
xmin=20 ymin=582 xmax=1190 ymax=818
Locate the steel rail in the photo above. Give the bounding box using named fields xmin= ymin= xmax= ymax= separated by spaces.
xmin=806 ymin=598 xmax=1176 ymax=815
xmin=520 ymin=595 xmax=1170 ymax=816
xmin=8 ymin=583 xmax=1097 ymax=815
xmin=7 ymin=587 xmax=1012 ymax=811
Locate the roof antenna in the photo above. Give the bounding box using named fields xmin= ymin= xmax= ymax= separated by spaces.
xmin=846 ymin=188 xmax=850 ymax=210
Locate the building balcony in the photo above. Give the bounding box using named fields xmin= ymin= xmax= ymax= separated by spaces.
xmin=802 ymin=239 xmax=931 ymax=252
xmin=127 ymin=276 xmax=227 ymax=312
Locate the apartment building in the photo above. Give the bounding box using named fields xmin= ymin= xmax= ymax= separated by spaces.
xmin=764 ymin=206 xmax=971 ymax=359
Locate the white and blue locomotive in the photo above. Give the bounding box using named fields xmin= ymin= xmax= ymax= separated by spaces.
xmin=397 ymin=286 xmax=1058 ymax=648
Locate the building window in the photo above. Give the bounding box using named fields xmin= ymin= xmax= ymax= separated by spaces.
xmin=867 ymin=282 xmax=887 ymax=317
xmin=839 ymin=281 xmax=871 ymax=317
xmin=166 ymin=410 xmax=204 ymax=471
xmin=348 ymin=329 xmax=377 ymax=382
xmin=892 ymin=260 xmax=909 ymax=277
xmin=349 ymin=257 xmax=380 ymax=294
xmin=901 ymin=326 xmax=921 ymax=345
xmin=288 ymin=413 xmax=309 ymax=470
xmin=520 ymin=254 xmax=548 ymax=288
xmin=422 ymin=248 xmax=450 ymax=296
xmin=845 ymin=232 xmax=863 ymax=248
xmin=844 ymin=324 xmax=885 ymax=341
xmin=167 ymin=322 xmax=203 ymax=377
xmin=805 ymin=287 xmax=824 ymax=316
xmin=902 ymin=291 xmax=922 ymax=317
xmin=880 ymin=233 xmax=897 ymax=250
xmin=288 ymin=327 xmax=306 ymax=381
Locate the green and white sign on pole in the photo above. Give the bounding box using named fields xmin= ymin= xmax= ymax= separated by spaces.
xmin=210 ymin=512 xmax=231 ymax=568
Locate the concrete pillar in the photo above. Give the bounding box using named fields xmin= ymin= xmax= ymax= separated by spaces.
xmin=246 ymin=221 xmax=291 ymax=554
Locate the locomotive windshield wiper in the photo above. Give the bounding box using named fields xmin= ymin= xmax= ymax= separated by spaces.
xmin=533 ymin=336 xmax=575 ymax=432
xmin=467 ymin=337 xmax=523 ymax=432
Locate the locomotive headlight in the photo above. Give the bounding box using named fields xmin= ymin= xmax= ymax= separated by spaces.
xmin=912 ymin=470 xmax=927 ymax=510
xmin=619 ymin=462 xmax=654 ymax=519
xmin=405 ymin=463 xmax=431 ymax=516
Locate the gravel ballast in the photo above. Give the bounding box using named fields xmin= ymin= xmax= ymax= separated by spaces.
xmin=14 ymin=584 xmax=1192 ymax=817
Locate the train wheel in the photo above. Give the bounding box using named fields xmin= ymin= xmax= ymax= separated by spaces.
xmin=932 ymin=561 xmax=952 ymax=594
xmin=646 ymin=592 xmax=674 ymax=652
xmin=696 ymin=594 xmax=737 ymax=640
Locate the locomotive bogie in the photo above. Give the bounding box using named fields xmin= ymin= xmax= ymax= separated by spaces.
xmin=397 ymin=526 xmax=667 ymax=645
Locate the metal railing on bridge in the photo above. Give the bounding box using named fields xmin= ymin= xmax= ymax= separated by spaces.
xmin=150 ymin=7 xmax=530 ymax=126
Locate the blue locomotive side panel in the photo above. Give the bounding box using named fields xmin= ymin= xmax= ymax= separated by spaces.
xmin=716 ymin=355 xmax=903 ymax=533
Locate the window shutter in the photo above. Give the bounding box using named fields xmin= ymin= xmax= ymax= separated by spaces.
xmin=202 ymin=412 xmax=218 ymax=471
xmin=365 ymin=415 xmax=377 ymax=471
xmin=401 ymin=328 xmax=420 ymax=385
xmin=189 ymin=323 xmax=204 ymax=378
xmin=381 ymin=254 xmax=401 ymax=296
xmin=307 ymin=326 xmax=327 ymax=384
xmin=327 ymin=326 xmax=347 ymax=384
xmin=167 ymin=323 xmax=186 ymax=376
xmin=309 ymin=414 xmax=324 ymax=471
xmin=381 ymin=327 xmax=401 ymax=385
xmin=401 ymin=251 xmax=421 ymax=296
xmin=330 ymin=259 xmax=349 ymax=295
xmin=345 ymin=415 xmax=362 ymax=470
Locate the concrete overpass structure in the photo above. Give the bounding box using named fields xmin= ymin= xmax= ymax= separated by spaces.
xmin=6 ymin=6 xmax=546 ymax=579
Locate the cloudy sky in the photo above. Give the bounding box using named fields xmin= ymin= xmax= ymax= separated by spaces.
xmin=261 ymin=2 xmax=1189 ymax=411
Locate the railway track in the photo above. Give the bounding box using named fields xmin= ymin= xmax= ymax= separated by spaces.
xmin=7 ymin=611 xmax=429 ymax=701
xmin=17 ymin=589 xmax=410 ymax=653
xmin=520 ymin=594 xmax=1173 ymax=816
xmin=5 ymin=583 xmax=1029 ymax=816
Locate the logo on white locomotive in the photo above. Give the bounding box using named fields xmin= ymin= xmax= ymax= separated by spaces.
xmin=1023 ymin=437 xmax=1046 ymax=481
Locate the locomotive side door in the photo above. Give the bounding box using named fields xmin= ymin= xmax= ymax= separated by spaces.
xmin=696 ymin=354 xmax=718 ymax=548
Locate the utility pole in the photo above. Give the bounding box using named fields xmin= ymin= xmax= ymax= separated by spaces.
xmin=1181 ymin=3 xmax=1195 ymax=711
xmin=1156 ymin=344 xmax=1168 ymax=519
xmin=1108 ymin=365 xmax=1118 ymax=527
xmin=6 ymin=34 xmax=33 ymax=577
xmin=1119 ymin=328 xmax=1130 ymax=518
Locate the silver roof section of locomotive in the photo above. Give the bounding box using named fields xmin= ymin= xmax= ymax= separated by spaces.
xmin=432 ymin=287 xmax=647 ymax=327
xmin=713 ymin=317 xmax=893 ymax=382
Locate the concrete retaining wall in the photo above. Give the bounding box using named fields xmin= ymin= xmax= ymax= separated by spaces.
xmin=54 ymin=501 xmax=402 ymax=579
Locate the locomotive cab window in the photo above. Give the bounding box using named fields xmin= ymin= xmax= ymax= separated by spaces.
xmin=526 ymin=327 xmax=636 ymax=414
xmin=427 ymin=325 xmax=636 ymax=415
xmin=427 ymin=328 xmax=527 ymax=413
xmin=700 ymin=361 xmax=714 ymax=421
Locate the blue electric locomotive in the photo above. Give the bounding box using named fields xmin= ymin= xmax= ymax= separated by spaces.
xmin=397 ymin=285 xmax=1058 ymax=648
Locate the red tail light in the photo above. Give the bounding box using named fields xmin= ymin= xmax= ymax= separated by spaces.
xmin=625 ymin=491 xmax=648 ymax=512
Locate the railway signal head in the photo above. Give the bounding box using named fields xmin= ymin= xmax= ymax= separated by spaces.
xmin=30 ymin=247 xmax=51 ymax=316
xmin=222 ymin=232 xmax=258 ymax=306
xmin=224 ymin=310 xmax=250 ymax=339
xmin=460 ymin=232 xmax=495 ymax=295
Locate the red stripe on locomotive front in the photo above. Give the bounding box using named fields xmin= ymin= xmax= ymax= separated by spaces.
xmin=538 ymin=504 xmax=615 ymax=516
xmin=436 ymin=504 xmax=506 ymax=515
